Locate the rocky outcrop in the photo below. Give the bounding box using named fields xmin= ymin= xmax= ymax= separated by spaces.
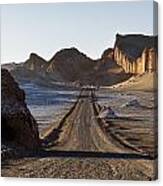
xmin=8 ymin=54 xmax=49 ymax=84
xmin=101 ymin=48 xmax=114 ymax=60
xmin=1 ymin=69 xmax=40 ymax=149
xmin=47 ymin=47 xmax=95 ymax=82
xmin=2 ymin=33 xmax=157 ymax=86
xmin=92 ymin=52 xmax=131 ymax=86
xmin=2 ymin=47 xmax=131 ymax=86
xmin=4 ymin=48 xmax=96 ymax=85
xmin=24 ymin=53 xmax=48 ymax=72
xmin=113 ymin=34 xmax=158 ymax=74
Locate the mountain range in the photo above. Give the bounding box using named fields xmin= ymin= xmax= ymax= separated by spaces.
xmin=2 ymin=34 xmax=157 ymax=87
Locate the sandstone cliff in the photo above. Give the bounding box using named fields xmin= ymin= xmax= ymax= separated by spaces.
xmin=113 ymin=34 xmax=158 ymax=74
xmin=1 ymin=69 xmax=40 ymax=149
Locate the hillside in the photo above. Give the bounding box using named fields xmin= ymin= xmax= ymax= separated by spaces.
xmin=46 ymin=47 xmax=96 ymax=83
xmin=2 ymin=47 xmax=130 ymax=86
xmin=24 ymin=53 xmax=48 ymax=72
xmin=2 ymin=34 xmax=157 ymax=87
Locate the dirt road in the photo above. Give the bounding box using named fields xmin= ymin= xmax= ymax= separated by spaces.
xmin=1 ymin=89 xmax=157 ymax=180
xmin=52 ymin=89 xmax=110 ymax=151
xmin=48 ymin=89 xmax=147 ymax=154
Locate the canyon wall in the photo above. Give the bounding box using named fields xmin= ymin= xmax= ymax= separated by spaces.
xmin=113 ymin=34 xmax=158 ymax=74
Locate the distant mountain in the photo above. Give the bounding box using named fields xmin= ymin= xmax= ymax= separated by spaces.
xmin=1 ymin=47 xmax=130 ymax=86
xmin=47 ymin=47 xmax=95 ymax=82
xmin=24 ymin=53 xmax=48 ymax=72
xmin=2 ymin=48 xmax=96 ymax=85
xmin=2 ymin=33 xmax=157 ymax=87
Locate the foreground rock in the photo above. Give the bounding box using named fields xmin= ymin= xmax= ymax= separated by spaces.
xmin=1 ymin=69 xmax=40 ymax=151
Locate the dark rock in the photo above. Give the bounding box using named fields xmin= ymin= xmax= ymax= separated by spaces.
xmin=47 ymin=47 xmax=95 ymax=82
xmin=1 ymin=69 xmax=40 ymax=150
xmin=101 ymin=48 xmax=114 ymax=60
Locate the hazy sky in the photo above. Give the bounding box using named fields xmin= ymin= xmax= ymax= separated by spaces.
xmin=1 ymin=1 xmax=154 ymax=63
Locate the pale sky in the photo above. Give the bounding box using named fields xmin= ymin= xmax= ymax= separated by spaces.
xmin=1 ymin=1 xmax=155 ymax=64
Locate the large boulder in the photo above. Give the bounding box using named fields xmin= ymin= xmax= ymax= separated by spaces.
xmin=1 ymin=69 xmax=40 ymax=149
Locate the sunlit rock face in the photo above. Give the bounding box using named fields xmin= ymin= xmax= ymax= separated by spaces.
xmin=1 ymin=69 xmax=40 ymax=149
xmin=113 ymin=34 xmax=158 ymax=74
xmin=101 ymin=48 xmax=114 ymax=60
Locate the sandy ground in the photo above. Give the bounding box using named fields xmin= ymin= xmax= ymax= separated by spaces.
xmin=105 ymin=72 xmax=157 ymax=91
xmin=1 ymin=73 xmax=158 ymax=180
xmin=1 ymin=90 xmax=157 ymax=180
xmin=1 ymin=157 xmax=156 ymax=180
xmin=96 ymin=89 xmax=157 ymax=156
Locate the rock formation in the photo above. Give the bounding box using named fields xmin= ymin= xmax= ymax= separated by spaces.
xmin=101 ymin=48 xmax=114 ymax=60
xmin=1 ymin=69 xmax=40 ymax=149
xmin=24 ymin=53 xmax=48 ymax=72
xmin=113 ymin=34 xmax=158 ymax=74
xmin=4 ymin=48 xmax=96 ymax=85
xmin=2 ymin=33 xmax=158 ymax=86
xmin=92 ymin=49 xmax=131 ymax=86
xmin=47 ymin=47 xmax=95 ymax=82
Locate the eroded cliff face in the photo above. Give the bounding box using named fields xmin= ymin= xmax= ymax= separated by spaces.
xmin=1 ymin=69 xmax=40 ymax=149
xmin=113 ymin=34 xmax=158 ymax=74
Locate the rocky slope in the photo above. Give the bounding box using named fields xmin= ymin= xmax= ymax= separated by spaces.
xmin=113 ymin=34 xmax=158 ymax=74
xmin=47 ymin=47 xmax=95 ymax=83
xmin=93 ymin=50 xmax=131 ymax=86
xmin=24 ymin=53 xmax=48 ymax=73
xmin=10 ymin=53 xmax=49 ymax=84
xmin=2 ymin=34 xmax=157 ymax=86
xmin=2 ymin=48 xmax=130 ymax=86
xmin=1 ymin=69 xmax=40 ymax=150
xmin=3 ymin=48 xmax=96 ymax=85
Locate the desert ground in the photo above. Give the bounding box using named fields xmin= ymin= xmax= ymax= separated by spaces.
xmin=1 ymin=73 xmax=157 ymax=180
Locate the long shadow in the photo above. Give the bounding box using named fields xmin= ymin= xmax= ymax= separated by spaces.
xmin=23 ymin=149 xmax=157 ymax=160
xmin=105 ymin=117 xmax=144 ymax=122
